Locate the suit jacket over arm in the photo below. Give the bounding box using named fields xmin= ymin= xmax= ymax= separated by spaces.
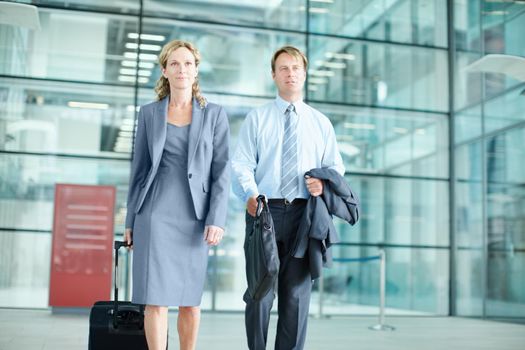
xmin=292 ymin=168 xmax=360 ymax=279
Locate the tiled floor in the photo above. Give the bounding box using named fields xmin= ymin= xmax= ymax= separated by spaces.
xmin=0 ymin=308 xmax=524 ymax=349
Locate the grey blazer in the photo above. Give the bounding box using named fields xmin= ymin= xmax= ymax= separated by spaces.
xmin=125 ymin=96 xmax=230 ymax=230
xmin=292 ymin=168 xmax=359 ymax=279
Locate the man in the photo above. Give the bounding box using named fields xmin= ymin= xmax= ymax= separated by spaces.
xmin=232 ymin=46 xmax=344 ymax=350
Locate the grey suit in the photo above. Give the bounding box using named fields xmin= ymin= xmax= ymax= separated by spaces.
xmin=125 ymin=96 xmax=230 ymax=306
xmin=125 ymin=96 xmax=230 ymax=230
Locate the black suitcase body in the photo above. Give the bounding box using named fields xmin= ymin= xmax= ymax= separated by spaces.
xmin=88 ymin=241 xmax=148 ymax=350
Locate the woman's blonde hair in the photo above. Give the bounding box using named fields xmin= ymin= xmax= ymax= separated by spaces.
xmin=154 ymin=39 xmax=206 ymax=108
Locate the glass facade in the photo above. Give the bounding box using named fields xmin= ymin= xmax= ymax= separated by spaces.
xmin=453 ymin=0 xmax=525 ymax=318
xmin=0 ymin=0 xmax=523 ymax=319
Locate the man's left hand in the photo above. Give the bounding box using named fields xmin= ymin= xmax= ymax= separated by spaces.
xmin=305 ymin=176 xmax=323 ymax=197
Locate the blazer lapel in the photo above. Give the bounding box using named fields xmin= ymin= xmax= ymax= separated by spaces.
xmin=187 ymin=98 xmax=206 ymax=167
xmin=151 ymin=96 xmax=168 ymax=167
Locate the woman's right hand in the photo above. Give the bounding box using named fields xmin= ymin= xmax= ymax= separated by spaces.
xmin=124 ymin=228 xmax=133 ymax=250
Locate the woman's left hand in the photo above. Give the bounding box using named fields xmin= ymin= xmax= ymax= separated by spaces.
xmin=204 ymin=225 xmax=224 ymax=246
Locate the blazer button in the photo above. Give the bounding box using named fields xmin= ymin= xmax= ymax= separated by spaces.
xmin=188 ymin=173 xmax=192 ymax=179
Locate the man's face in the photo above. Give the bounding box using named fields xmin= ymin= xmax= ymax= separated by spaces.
xmin=272 ymin=53 xmax=306 ymax=97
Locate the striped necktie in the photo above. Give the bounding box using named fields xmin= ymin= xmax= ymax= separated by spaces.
xmin=280 ymin=104 xmax=299 ymax=202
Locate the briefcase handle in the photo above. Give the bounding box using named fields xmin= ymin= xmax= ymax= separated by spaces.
xmin=255 ymin=195 xmax=269 ymax=217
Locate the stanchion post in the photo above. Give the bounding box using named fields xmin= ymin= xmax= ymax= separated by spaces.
xmin=314 ymin=273 xmax=326 ymax=319
xmin=379 ymin=249 xmax=385 ymax=325
xmin=369 ymin=249 xmax=395 ymax=331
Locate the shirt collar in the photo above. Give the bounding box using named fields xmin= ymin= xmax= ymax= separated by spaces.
xmin=274 ymin=95 xmax=305 ymax=116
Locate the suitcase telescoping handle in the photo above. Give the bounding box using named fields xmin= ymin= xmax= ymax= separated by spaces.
xmin=113 ymin=240 xmax=132 ymax=328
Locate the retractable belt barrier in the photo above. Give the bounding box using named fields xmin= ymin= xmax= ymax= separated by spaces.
xmin=317 ymin=249 xmax=395 ymax=331
xmin=333 ymin=255 xmax=381 ymax=263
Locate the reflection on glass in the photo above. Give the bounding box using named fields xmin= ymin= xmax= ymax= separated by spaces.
xmin=339 ymin=175 xmax=449 ymax=247
xmin=454 ymin=142 xmax=484 ymax=316
xmin=24 ymin=0 xmax=141 ymax=14
xmin=315 ymin=246 xmax=449 ymax=315
xmin=139 ymin=18 xmax=305 ymax=97
xmin=453 ymin=0 xmax=481 ymax=53
xmin=308 ymin=35 xmax=449 ymax=111
xmin=0 ymin=154 xmax=130 ymax=231
xmin=454 ymin=52 xmax=483 ymax=112
xmin=0 ymin=77 xmax=136 ymax=156
xmin=0 ymin=231 xmax=134 ymax=308
xmin=454 ymin=143 xmax=484 ymax=315
xmin=0 ymin=232 xmax=51 ymax=308
xmin=144 ymin=0 xmax=306 ymax=31
xmin=455 ymin=142 xmax=483 ymax=230
xmin=454 ymin=1 xmax=525 ymax=107
xmin=312 ymin=103 xmax=448 ymax=177
xmin=485 ymin=128 xmax=525 ymax=317
xmin=453 ymin=0 xmax=525 ymax=316
xmin=455 ymin=106 xmax=482 ymax=145
xmin=309 ymin=0 xmax=447 ymax=47
xmin=0 ymin=8 xmax=139 ymax=85
xmin=484 ymin=85 xmax=525 ymax=134
xmin=482 ymin=1 xmax=525 ymax=58
xmin=455 ymin=249 xmax=483 ymax=316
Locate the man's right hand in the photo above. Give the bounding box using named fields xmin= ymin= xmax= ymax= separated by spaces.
xmin=124 ymin=228 xmax=133 ymax=250
xmin=246 ymin=195 xmax=259 ymax=217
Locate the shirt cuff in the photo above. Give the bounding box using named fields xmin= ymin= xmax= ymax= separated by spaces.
xmin=244 ymin=188 xmax=259 ymax=203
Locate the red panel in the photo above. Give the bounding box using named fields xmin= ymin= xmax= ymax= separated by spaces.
xmin=49 ymin=184 xmax=116 ymax=307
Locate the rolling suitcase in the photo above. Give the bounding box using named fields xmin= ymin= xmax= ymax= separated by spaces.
xmin=88 ymin=240 xmax=148 ymax=349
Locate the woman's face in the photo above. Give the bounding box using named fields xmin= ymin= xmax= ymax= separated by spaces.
xmin=162 ymin=46 xmax=198 ymax=91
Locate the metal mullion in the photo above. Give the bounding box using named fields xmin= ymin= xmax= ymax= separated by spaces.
xmin=0 ymin=150 xmax=130 ymax=162
xmin=447 ymin=0 xmax=457 ymax=317
xmin=479 ymin=0 xmax=488 ymax=319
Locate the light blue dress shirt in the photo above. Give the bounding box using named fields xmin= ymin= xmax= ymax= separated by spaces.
xmin=232 ymin=95 xmax=345 ymax=203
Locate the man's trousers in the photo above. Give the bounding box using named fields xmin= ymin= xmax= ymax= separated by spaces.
xmin=244 ymin=199 xmax=312 ymax=350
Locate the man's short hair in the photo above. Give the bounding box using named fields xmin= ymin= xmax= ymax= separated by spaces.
xmin=271 ymin=46 xmax=308 ymax=72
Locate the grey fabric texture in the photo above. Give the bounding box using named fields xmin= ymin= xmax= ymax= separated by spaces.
xmin=292 ymin=167 xmax=360 ymax=279
xmin=131 ymin=124 xmax=208 ymax=306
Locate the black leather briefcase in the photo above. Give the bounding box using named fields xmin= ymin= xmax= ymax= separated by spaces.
xmin=244 ymin=195 xmax=280 ymax=300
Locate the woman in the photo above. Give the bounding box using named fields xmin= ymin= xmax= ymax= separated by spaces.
xmin=124 ymin=39 xmax=230 ymax=350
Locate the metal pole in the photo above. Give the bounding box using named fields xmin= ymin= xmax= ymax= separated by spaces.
xmin=379 ymin=249 xmax=385 ymax=325
xmin=447 ymin=0 xmax=458 ymax=317
xmin=369 ymin=249 xmax=395 ymax=331
xmin=318 ymin=273 xmax=324 ymax=318
xmin=211 ymin=246 xmax=218 ymax=311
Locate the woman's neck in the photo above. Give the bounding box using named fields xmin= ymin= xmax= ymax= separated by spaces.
xmin=169 ymin=89 xmax=192 ymax=108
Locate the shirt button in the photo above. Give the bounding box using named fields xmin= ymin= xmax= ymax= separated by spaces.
xmin=188 ymin=173 xmax=192 ymax=179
